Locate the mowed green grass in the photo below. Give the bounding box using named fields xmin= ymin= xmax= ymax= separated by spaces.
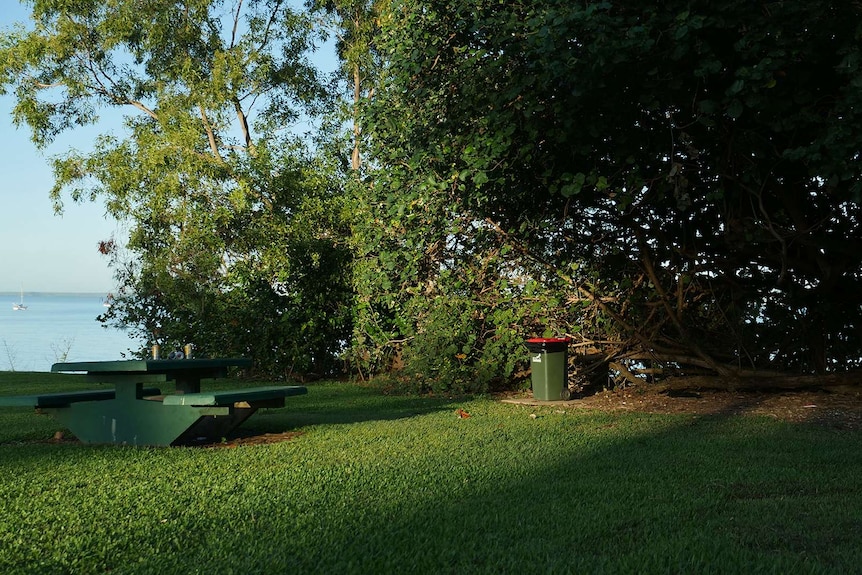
xmin=0 ymin=372 xmax=860 ymax=574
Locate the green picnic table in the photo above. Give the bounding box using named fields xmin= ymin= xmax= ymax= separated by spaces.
xmin=0 ymin=358 xmax=307 ymax=446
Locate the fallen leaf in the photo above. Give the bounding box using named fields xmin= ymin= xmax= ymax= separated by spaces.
xmin=455 ymin=409 xmax=471 ymax=419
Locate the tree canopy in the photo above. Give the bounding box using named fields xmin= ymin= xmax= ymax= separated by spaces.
xmin=3 ymin=1 xmax=862 ymax=388
xmin=0 ymin=0 xmax=352 ymax=377
xmin=354 ymin=0 xmax=862 ymax=389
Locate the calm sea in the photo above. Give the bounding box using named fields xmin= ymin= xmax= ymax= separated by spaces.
xmin=0 ymin=293 xmax=140 ymax=372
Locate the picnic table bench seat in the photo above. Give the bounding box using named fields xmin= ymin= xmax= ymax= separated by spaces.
xmin=162 ymin=385 xmax=307 ymax=406
xmin=0 ymin=387 xmax=162 ymax=409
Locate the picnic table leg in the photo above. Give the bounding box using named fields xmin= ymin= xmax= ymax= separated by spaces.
xmin=43 ymin=381 xmax=231 ymax=446
xmin=115 ymin=381 xmax=147 ymax=401
xmin=173 ymin=375 xmax=202 ymax=394
xmin=172 ymin=366 xmax=229 ymax=394
xmin=172 ymin=406 xmax=263 ymax=444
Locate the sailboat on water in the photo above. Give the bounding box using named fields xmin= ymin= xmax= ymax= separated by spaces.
xmin=12 ymin=286 xmax=27 ymax=311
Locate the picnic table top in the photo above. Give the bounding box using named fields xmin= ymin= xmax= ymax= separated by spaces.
xmin=51 ymin=358 xmax=252 ymax=375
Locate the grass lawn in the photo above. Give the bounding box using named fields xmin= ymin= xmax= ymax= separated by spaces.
xmin=0 ymin=372 xmax=860 ymax=573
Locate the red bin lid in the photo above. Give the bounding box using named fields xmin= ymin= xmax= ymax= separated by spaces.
xmin=526 ymin=337 xmax=571 ymax=343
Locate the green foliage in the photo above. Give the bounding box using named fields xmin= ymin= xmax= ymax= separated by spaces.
xmin=98 ymin=141 xmax=354 ymax=376
xmin=308 ymin=0 xmax=387 ymax=170
xmin=1 ymin=1 xmax=351 ymax=377
xmin=5 ymin=1 xmax=862 ymax=388
xmin=356 ymin=0 xmax=862 ymax=388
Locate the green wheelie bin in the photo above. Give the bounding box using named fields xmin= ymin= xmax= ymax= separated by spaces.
xmin=526 ymin=337 xmax=572 ymax=401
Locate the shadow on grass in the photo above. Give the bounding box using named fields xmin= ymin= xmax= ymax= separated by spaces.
xmin=0 ymin=375 xmax=459 ymax=444
xmin=240 ymin=383 xmax=459 ymax=434
xmin=1 ymin=387 xmax=862 ymax=572
xmin=185 ymin=410 xmax=862 ymax=572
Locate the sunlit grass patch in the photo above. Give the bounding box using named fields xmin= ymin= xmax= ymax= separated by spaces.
xmin=0 ymin=376 xmax=860 ymax=573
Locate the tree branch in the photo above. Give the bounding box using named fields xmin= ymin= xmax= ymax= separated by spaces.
xmin=230 ymin=0 xmax=244 ymax=49
xmin=199 ymin=104 xmax=225 ymax=163
xmin=233 ymin=97 xmax=253 ymax=152
xmin=638 ymin=235 xmax=732 ymax=377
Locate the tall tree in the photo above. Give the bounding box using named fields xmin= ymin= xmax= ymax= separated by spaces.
xmin=356 ymin=0 xmax=862 ymax=389
xmin=309 ymin=0 xmax=385 ymax=170
xmin=0 ymin=0 xmax=353 ymax=376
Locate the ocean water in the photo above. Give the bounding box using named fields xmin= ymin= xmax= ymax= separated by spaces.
xmin=0 ymin=293 xmax=140 ymax=372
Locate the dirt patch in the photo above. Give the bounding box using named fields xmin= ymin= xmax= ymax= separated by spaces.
xmin=21 ymin=429 xmax=305 ymax=448
xmin=200 ymin=430 xmax=305 ymax=448
xmin=500 ymin=386 xmax=862 ymax=429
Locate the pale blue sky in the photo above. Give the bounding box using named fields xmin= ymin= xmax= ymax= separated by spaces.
xmin=0 ymin=4 xmax=121 ymax=294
